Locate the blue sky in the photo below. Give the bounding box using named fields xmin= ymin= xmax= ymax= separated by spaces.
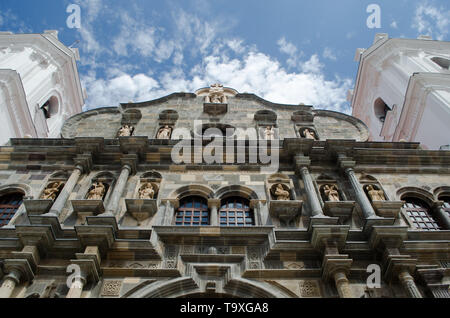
xmin=0 ymin=0 xmax=449 ymax=113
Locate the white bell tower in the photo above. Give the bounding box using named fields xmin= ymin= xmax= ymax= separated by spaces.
xmin=0 ymin=30 xmax=85 ymax=145
xmin=350 ymin=33 xmax=450 ymax=150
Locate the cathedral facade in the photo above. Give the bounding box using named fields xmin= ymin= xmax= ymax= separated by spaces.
xmin=0 ymin=84 xmax=449 ymax=298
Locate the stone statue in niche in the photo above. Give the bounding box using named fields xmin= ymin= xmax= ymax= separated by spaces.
xmin=322 ymin=184 xmax=340 ymax=202
xmin=366 ymin=185 xmax=386 ymax=201
xmin=301 ymin=128 xmax=318 ymax=140
xmin=87 ymin=182 xmax=106 ymax=200
xmin=139 ymin=182 xmax=156 ymax=199
xmin=272 ymin=184 xmax=291 ymax=201
xmin=41 ymin=182 xmax=64 ymax=200
xmin=118 ymin=125 xmax=134 ymax=137
xmin=264 ymin=126 xmax=276 ymax=140
xmin=157 ymin=125 xmax=172 ymax=139
xmin=205 ymin=83 xmax=227 ymax=104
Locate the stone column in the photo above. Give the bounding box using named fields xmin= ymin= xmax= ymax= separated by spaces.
xmin=433 ymin=202 xmax=450 ymax=230
xmin=344 ymin=168 xmax=377 ymax=219
xmin=66 ymin=274 xmax=86 ymax=298
xmin=104 ymin=164 xmax=132 ymax=216
xmin=334 ymin=271 xmax=353 ymax=298
xmin=208 ymin=199 xmax=221 ymax=226
xmin=398 ymin=270 xmax=423 ymax=298
xmin=299 ymin=166 xmax=323 ymax=216
xmin=0 ymin=269 xmax=21 ymax=298
xmin=295 ymin=154 xmax=324 ymax=217
xmin=46 ymin=165 xmax=84 ymax=217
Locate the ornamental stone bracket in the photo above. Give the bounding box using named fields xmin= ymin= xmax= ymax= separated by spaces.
xmin=322 ymin=201 xmax=356 ymax=222
xmin=203 ymin=102 xmax=228 ymax=116
xmin=125 ymin=199 xmax=158 ymax=223
xmin=71 ymin=246 xmax=102 ymax=285
xmin=321 ymin=256 xmax=353 ymax=281
xmin=74 ymin=154 xmax=93 ymax=174
xmin=310 ymin=225 xmax=350 ymax=252
xmin=284 ymin=140 xmax=314 ymax=157
xmin=269 ymin=200 xmax=303 ymax=227
xmin=74 ymin=225 xmax=116 ymax=257
xmin=71 ymin=200 xmax=106 ymax=222
xmin=119 ymin=136 xmax=148 ymax=160
xmin=383 ymin=255 xmax=418 ymax=281
xmin=371 ymin=201 xmax=405 ymax=219
xmin=23 ymin=199 xmax=53 ymax=216
xmin=368 ymin=226 xmax=409 ymax=251
xmin=11 ymin=245 xmax=40 ymax=273
xmin=121 ymin=153 xmax=139 ymax=175
xmin=75 ymin=137 xmax=105 ymax=155
xmin=14 ymin=225 xmax=56 ymax=257
xmin=2 ymin=258 xmax=35 ymax=284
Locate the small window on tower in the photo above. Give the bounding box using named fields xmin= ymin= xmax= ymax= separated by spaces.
xmin=374 ymin=98 xmax=391 ymax=123
xmin=40 ymin=96 xmax=59 ymax=120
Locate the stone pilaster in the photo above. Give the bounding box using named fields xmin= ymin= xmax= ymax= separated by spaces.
xmin=208 ymin=199 xmax=221 ymax=226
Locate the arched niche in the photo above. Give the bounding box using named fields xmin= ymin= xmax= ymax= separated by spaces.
xmin=85 ymin=172 xmax=116 ymax=202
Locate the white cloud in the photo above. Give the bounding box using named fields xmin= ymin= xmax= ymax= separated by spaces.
xmin=83 ymin=47 xmax=352 ymax=114
xmin=412 ymin=3 xmax=450 ymax=40
xmin=76 ymin=5 xmax=352 ymax=114
xmin=390 ymin=20 xmax=398 ymax=29
xmin=323 ymin=47 xmax=337 ymax=61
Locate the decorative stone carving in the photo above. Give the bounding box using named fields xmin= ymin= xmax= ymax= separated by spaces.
xmin=264 ymin=126 xmax=276 ymax=140
xmin=156 ymin=125 xmax=172 ymax=139
xmin=87 ymin=182 xmax=106 ymax=200
xmin=366 ymin=185 xmax=386 ymax=201
xmin=101 ymin=280 xmax=122 ymax=297
xmin=40 ymin=181 xmax=64 ymax=200
xmin=138 ymin=182 xmax=155 ymax=199
xmin=205 ymin=83 xmax=227 ymax=104
xmin=322 ymin=184 xmax=340 ymax=202
xmin=118 ymin=125 xmax=134 ymax=137
xmin=299 ymin=280 xmax=321 ymax=297
xmin=272 ymin=184 xmax=291 ymax=201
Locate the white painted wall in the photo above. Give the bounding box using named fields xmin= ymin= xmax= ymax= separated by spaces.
xmin=0 ymin=31 xmax=84 ymax=144
xmin=352 ymin=34 xmax=450 ymax=149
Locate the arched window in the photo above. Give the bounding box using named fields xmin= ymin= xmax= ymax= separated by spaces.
xmin=0 ymin=192 xmax=24 ymax=228
xmin=175 ymin=196 xmax=209 ymax=226
xmin=439 ymin=196 xmax=450 ymax=217
xmin=219 ymin=197 xmax=254 ymax=227
xmin=402 ymin=197 xmax=441 ymax=231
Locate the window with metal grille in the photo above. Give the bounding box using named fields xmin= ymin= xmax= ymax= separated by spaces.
xmin=0 ymin=192 xmax=24 ymax=228
xmin=219 ymin=197 xmax=254 ymax=227
xmin=440 ymin=197 xmax=450 ymax=217
xmin=175 ymin=196 xmax=209 ymax=226
xmin=403 ymin=198 xmax=441 ymax=231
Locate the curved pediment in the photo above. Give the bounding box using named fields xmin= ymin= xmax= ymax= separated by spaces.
xmin=61 ymin=86 xmax=369 ymax=141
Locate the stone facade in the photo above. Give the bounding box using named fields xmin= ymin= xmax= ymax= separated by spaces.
xmin=0 ymin=85 xmax=448 ymax=298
